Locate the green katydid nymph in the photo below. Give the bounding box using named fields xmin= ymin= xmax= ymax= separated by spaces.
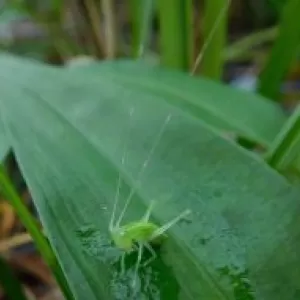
xmin=109 ymin=198 xmax=191 ymax=280
xmin=108 ymin=108 xmax=191 ymax=285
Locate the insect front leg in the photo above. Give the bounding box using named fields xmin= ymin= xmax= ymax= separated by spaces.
xmin=120 ymin=246 xmax=137 ymax=275
xmin=120 ymin=252 xmax=126 ymax=275
xmin=132 ymin=242 xmax=144 ymax=287
xmin=142 ymin=242 xmax=157 ymax=267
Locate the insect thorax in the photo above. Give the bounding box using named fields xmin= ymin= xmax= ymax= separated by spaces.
xmin=111 ymin=221 xmax=166 ymax=251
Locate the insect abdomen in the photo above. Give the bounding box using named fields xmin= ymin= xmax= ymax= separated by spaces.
xmin=125 ymin=222 xmax=164 ymax=244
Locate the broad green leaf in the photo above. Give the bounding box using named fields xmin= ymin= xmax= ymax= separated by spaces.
xmin=0 ymin=118 xmax=9 ymax=162
xmin=0 ymin=55 xmax=300 ymax=299
xmin=0 ymin=53 xmax=287 ymax=148
xmin=68 ymin=59 xmax=287 ymax=148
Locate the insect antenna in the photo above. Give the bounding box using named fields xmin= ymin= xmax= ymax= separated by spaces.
xmin=115 ymin=113 xmax=172 ymax=228
xmin=110 ymin=107 xmax=135 ymax=231
xmin=141 ymin=200 xmax=155 ymax=222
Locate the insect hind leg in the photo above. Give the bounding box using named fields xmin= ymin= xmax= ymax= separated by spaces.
xmin=149 ymin=209 xmax=191 ymax=241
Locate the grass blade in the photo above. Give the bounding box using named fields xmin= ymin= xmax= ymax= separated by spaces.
xmin=0 ymin=255 xmax=28 ymax=300
xmin=223 ymin=26 xmax=278 ymax=62
xmin=266 ymin=105 xmax=300 ymax=170
xmin=0 ymin=165 xmax=75 ymax=300
xmin=258 ymin=0 xmax=300 ymax=101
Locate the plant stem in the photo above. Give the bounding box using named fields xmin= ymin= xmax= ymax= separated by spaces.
xmin=101 ymin=0 xmax=118 ymax=58
xmin=129 ymin=0 xmax=154 ymax=58
xmin=83 ymin=0 xmax=104 ymax=58
xmin=199 ymin=0 xmax=228 ymax=79
xmin=0 ymin=165 xmax=75 ymax=300
xmin=258 ymin=0 xmax=300 ymax=101
xmin=158 ymin=0 xmax=192 ymax=71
